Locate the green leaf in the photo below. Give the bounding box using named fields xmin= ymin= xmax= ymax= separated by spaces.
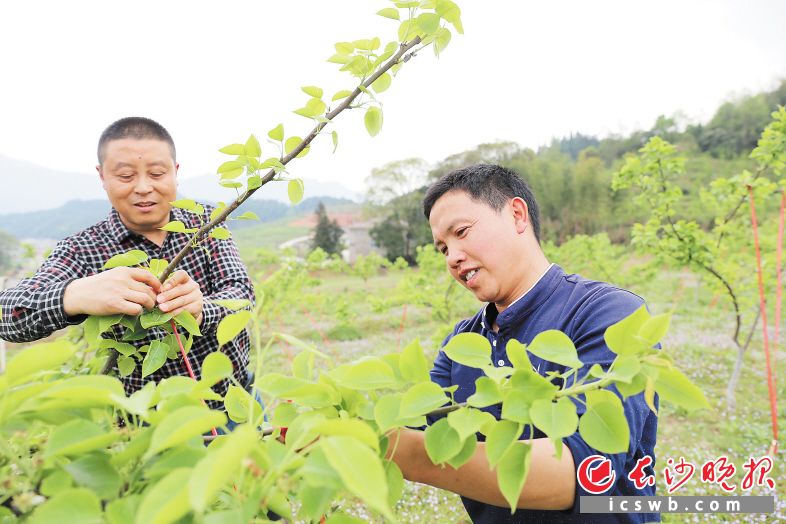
xmin=316 ymin=419 xmax=379 ymax=451
xmin=374 ymin=393 xmax=402 ymax=433
xmin=332 ymin=89 xmax=353 ymax=101
xmin=218 ymin=143 xmax=245 ymax=155
xmin=509 ymin=368 xmax=559 ymax=403
xmin=578 ymin=390 xmax=630 ymax=454
xmin=103 ymin=249 xmax=149 ymax=269
xmin=416 ymin=12 xmax=441 ymax=34
xmin=526 ymin=330 xmax=583 ymax=368
xmin=371 ymin=73 xmax=392 ymax=94
xmin=136 ymin=468 xmax=191 ymax=524
xmin=485 ymin=420 xmax=521 ymax=467
xmin=1 ymin=340 xmax=75 ymax=388
xmin=146 ymin=258 xmax=168 ymax=278
xmin=399 ymin=381 xmax=447 ymax=418
xmin=245 ymin=134 xmax=261 ymax=157
xmin=501 ymin=390 xmax=532 ymax=424
xmin=604 ymin=305 xmax=650 ymax=355
xmin=285 ymin=136 xmax=304 ymax=155
xmin=445 ymin=433 xmax=477 ymax=469
xmin=294 ymin=97 xmax=327 ymax=119
xmin=385 ymin=461 xmax=405 ymax=508
xmin=159 ymin=220 xmax=196 ymax=234
xmin=40 ymin=470 xmax=74 ymax=497
xmin=377 ymin=7 xmax=400 ymax=20
xmin=329 ymin=358 xmax=398 ymax=390
xmin=654 ymin=367 xmax=709 ymax=411
xmin=497 ymin=442 xmax=532 ymax=512
xmin=118 ymin=355 xmax=136 ymax=377
xmin=321 ymin=436 xmax=393 ymax=521
xmin=434 ymin=27 xmax=452 ymax=55
xmin=217 ymin=310 xmax=252 ymax=347
xmin=447 ymin=407 xmax=488 ymax=440
xmin=399 ymin=338 xmax=431 ymax=383
xmin=200 ymin=352 xmax=234 ymax=387
xmin=46 ymin=419 xmax=119 ymax=457
xmin=364 ymin=106 xmax=383 ymax=137
xmin=148 ymin=406 xmax=226 ymax=456
xmin=301 ymin=85 xmax=323 ymax=98
xmin=639 ymin=312 xmax=671 ymax=347
xmin=106 ymin=495 xmax=140 ymax=524
xmin=288 ymin=178 xmax=305 ymax=204
xmin=210 ymin=203 xmax=226 ymax=222
xmin=268 ymin=123 xmax=284 ymax=141
xmin=235 ymin=211 xmax=259 ymax=220
xmin=28 ymin=488 xmax=102 ymax=524
xmin=208 ymin=299 xmax=251 ymax=311
xmin=256 ymin=373 xmax=340 ymax=407
xmin=169 ymin=199 xmax=204 ymax=215
xmin=332 ymin=130 xmax=339 ymax=153
xmin=140 ymin=308 xmax=173 ymax=329
xmin=209 ymin=226 xmax=231 ymax=240
xmin=64 ymin=453 xmax=122 ymax=500
xmin=217 ymin=160 xmax=244 ymax=178
xmin=466 ymin=376 xmax=503 ymax=408
xmin=436 ymin=0 xmax=463 ymax=33
xmin=505 ymin=339 xmax=531 ymax=369
xmin=424 ymin=418 xmax=462 ymax=463
xmin=173 ymin=310 xmax=201 ymax=337
xmin=141 ymin=340 xmax=169 ymax=378
xmin=444 ymin=332 xmax=491 ymax=368
xmin=608 ymin=355 xmax=641 ymax=383
xmin=219 ymin=180 xmax=242 ymax=189
xmin=189 ymin=425 xmax=257 ymax=514
xmin=224 ymin=384 xmax=263 ymax=423
xmin=529 ymin=397 xmax=578 ymax=444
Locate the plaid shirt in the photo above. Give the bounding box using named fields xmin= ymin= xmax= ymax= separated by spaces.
xmin=0 ymin=205 xmax=254 ymax=399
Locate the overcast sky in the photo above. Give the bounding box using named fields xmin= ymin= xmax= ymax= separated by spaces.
xmin=1 ymin=0 xmax=785 ymax=195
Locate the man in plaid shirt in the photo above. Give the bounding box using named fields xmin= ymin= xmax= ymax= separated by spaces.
xmin=0 ymin=117 xmax=255 ymax=399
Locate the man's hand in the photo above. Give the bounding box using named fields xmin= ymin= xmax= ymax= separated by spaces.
xmin=156 ymin=270 xmax=204 ymax=324
xmin=63 ymin=267 xmax=162 ymax=317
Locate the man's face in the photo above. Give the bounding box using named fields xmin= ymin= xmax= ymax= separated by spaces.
xmin=98 ymin=138 xmax=178 ymax=234
xmin=429 ymin=190 xmax=528 ymax=308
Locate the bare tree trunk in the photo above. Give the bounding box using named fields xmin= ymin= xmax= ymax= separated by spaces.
xmin=726 ymin=310 xmax=760 ymax=411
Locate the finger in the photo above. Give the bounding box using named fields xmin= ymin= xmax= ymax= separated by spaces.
xmin=158 ymin=291 xmax=199 ymax=313
xmin=108 ymin=298 xmax=145 ymax=316
xmin=158 ymin=279 xmax=199 ymax=304
xmin=128 ymin=268 xmax=163 ymax=292
xmin=123 ymin=289 xmax=157 ymax=311
xmin=129 ymin=280 xmax=159 ymax=302
xmin=162 ymin=270 xmax=189 ymax=291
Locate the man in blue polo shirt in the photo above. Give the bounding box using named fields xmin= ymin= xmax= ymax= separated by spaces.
xmin=387 ymin=164 xmax=658 ymax=523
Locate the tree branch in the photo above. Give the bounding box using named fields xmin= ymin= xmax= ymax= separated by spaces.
xmin=102 ymin=37 xmax=422 ymax=375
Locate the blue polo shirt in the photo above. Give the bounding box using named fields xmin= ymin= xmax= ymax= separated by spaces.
xmin=430 ymin=264 xmax=659 ymax=523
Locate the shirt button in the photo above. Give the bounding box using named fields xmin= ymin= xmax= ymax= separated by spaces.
xmin=498 ymin=359 xmax=505 ymax=366
xmin=492 ymin=340 xmax=497 ymax=346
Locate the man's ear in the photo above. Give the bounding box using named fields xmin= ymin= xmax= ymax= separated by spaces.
xmin=510 ymin=197 xmax=529 ymax=234
xmin=96 ymin=165 xmax=106 ymax=190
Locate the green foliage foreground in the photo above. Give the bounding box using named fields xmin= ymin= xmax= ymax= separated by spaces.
xmin=0 ymin=305 xmax=708 ymax=522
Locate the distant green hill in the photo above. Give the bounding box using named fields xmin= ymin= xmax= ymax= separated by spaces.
xmin=0 ymin=196 xmax=355 ymax=240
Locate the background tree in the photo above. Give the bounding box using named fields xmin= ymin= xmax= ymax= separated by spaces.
xmin=0 ymin=229 xmax=19 ymax=274
xmin=311 ymin=202 xmax=344 ymax=256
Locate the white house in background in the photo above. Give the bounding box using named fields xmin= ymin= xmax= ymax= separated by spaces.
xmin=278 ymin=215 xmax=384 ymax=263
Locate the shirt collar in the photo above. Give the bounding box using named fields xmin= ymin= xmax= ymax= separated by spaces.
xmin=482 ymin=263 xmax=563 ymax=331
xmin=105 ymin=206 xmax=177 ymax=244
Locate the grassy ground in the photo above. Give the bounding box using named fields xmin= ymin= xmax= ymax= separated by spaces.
xmin=248 ymin=263 xmax=785 ymax=523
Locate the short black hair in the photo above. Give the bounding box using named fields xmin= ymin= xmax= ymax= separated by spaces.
xmin=423 ymin=164 xmax=541 ymax=242
xmin=97 ymin=117 xmax=176 ymax=165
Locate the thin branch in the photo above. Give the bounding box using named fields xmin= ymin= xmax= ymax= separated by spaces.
xmin=102 ymin=37 xmax=423 ymax=375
